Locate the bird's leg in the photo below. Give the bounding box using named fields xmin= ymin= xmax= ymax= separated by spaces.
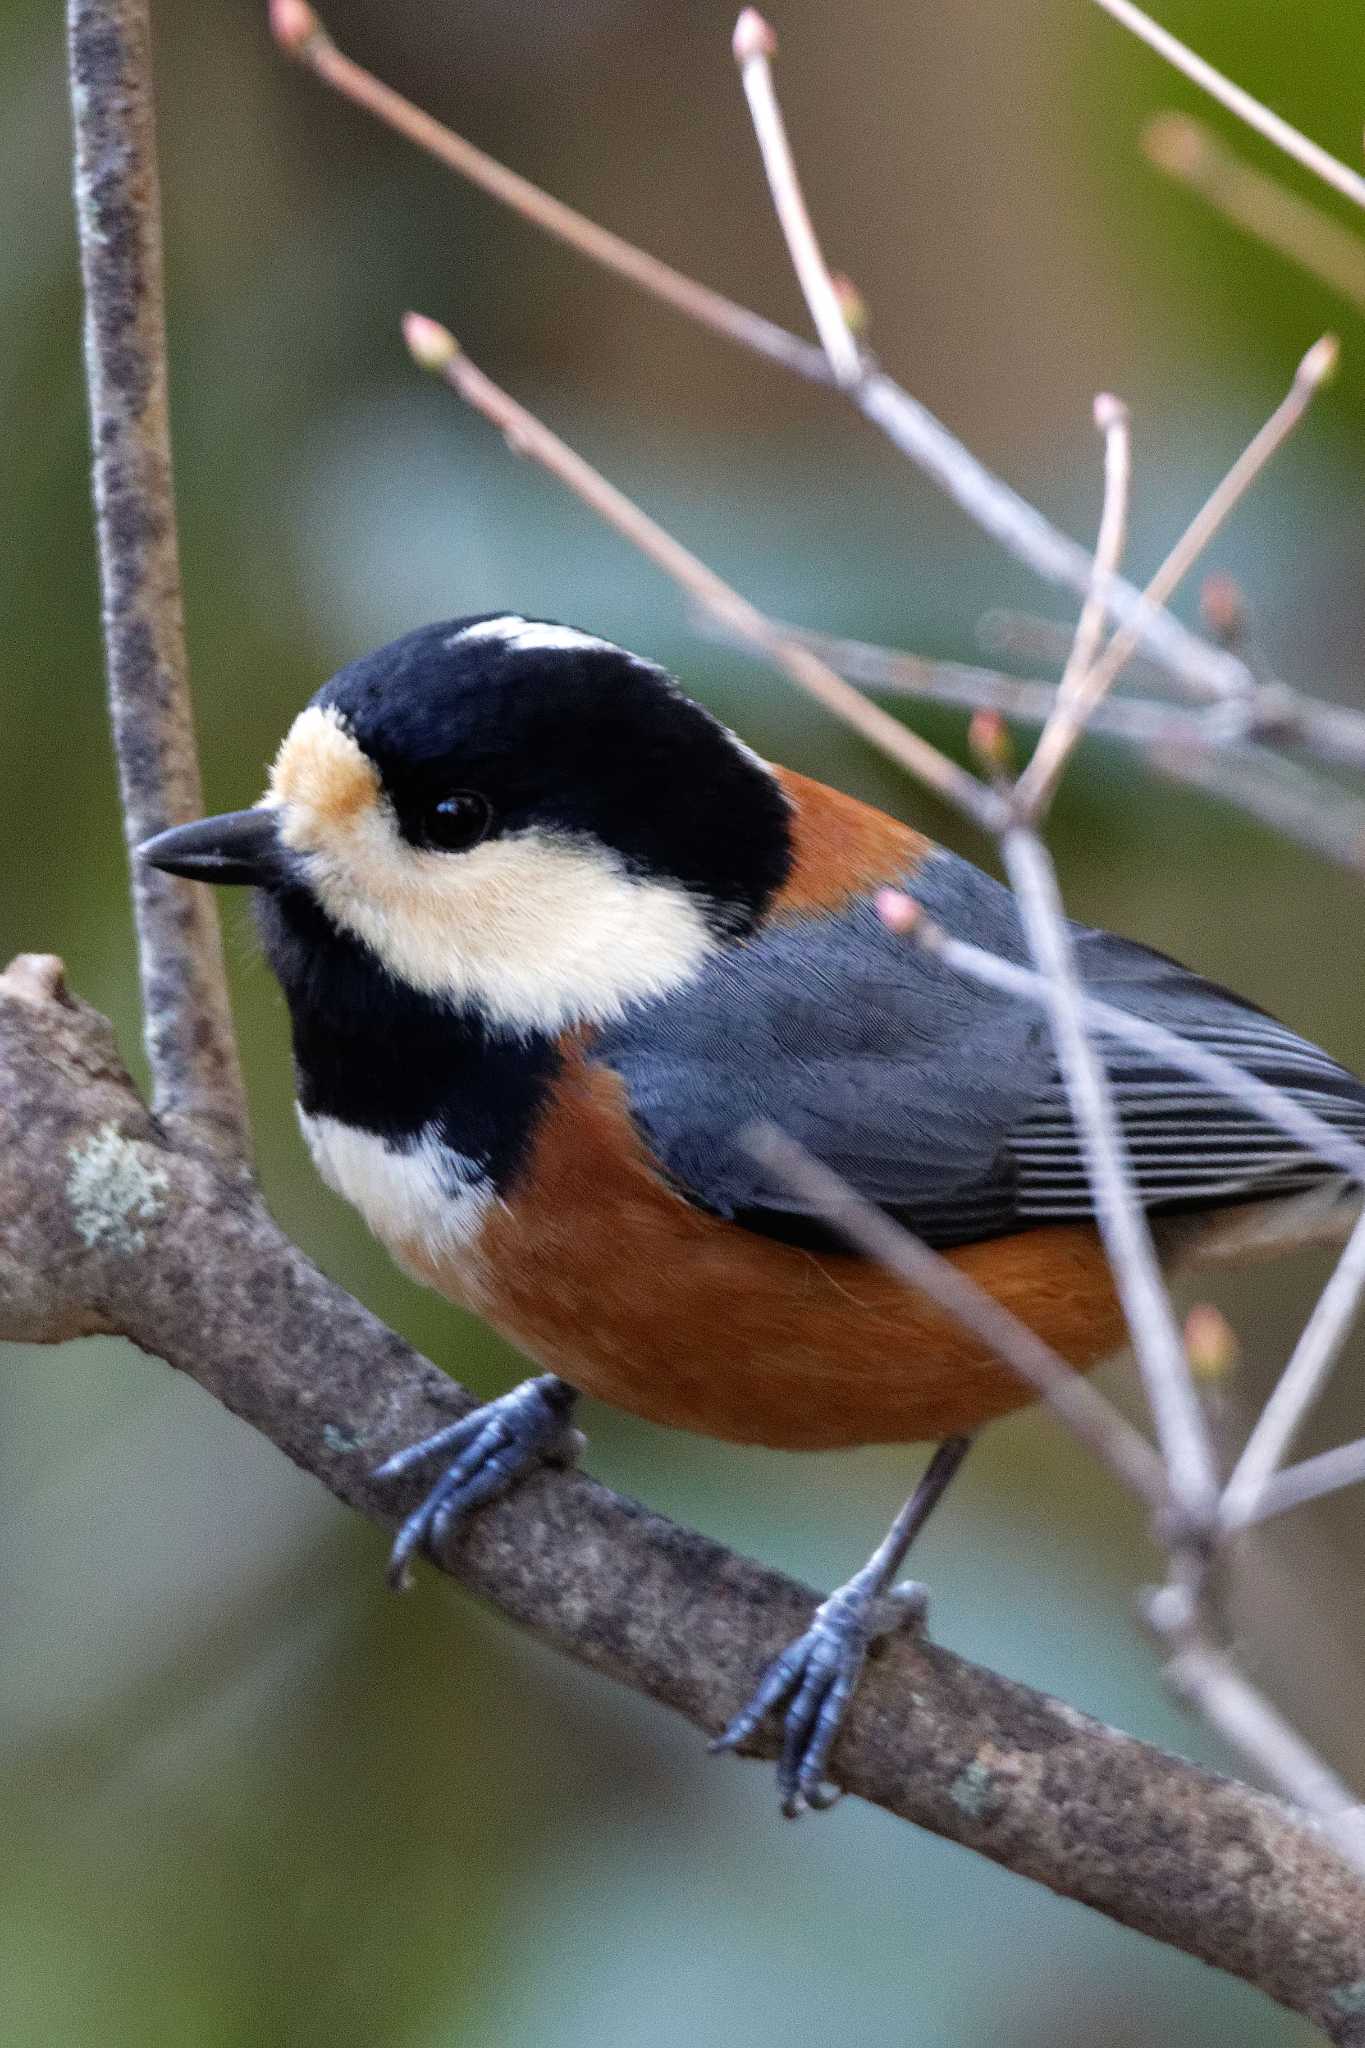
xmin=373 ymin=1374 xmax=583 ymax=1591
xmin=712 ymin=1434 xmax=973 ymax=1818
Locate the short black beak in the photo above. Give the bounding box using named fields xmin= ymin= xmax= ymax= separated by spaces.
xmin=138 ymin=808 xmax=280 ymax=887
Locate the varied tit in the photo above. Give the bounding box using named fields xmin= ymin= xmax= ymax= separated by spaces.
xmin=141 ymin=613 xmax=1365 ymax=1816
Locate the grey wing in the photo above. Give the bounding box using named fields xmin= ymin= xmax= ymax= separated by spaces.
xmin=1014 ymin=923 xmax=1365 ymax=1223
xmin=592 ymin=848 xmax=1365 ymax=1250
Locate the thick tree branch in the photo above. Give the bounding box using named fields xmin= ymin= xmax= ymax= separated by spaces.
xmin=4 ymin=953 xmax=1365 ymax=2043
xmin=66 ymin=0 xmax=249 ymax=1162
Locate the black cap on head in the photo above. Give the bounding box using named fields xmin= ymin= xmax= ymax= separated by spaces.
xmin=315 ymin=615 xmax=792 ymax=935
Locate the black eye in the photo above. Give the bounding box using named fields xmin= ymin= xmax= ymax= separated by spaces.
xmin=423 ymin=791 xmax=492 ymax=852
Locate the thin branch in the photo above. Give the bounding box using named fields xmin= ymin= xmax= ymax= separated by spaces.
xmin=732 ymin=9 xmax=863 ymax=386
xmin=402 ymin=315 xmax=1007 ymax=833
xmin=1222 ymin=1208 xmax=1365 ymax=1529
xmin=1250 ymin=1436 xmax=1365 ymax=1527
xmin=1145 ymin=114 xmax=1365 ymax=315
xmin=742 ymin=1122 xmax=1167 ymax=1507
xmin=736 ymin=619 xmax=1365 ymax=874
xmin=999 ymin=830 xmax=1220 ymax=1535
xmin=270 ymin=0 xmax=1252 ymax=707
xmin=1017 ymin=333 xmax=1338 ymax=810
xmin=1156 ymin=1623 xmax=1365 ymax=1870
xmin=267 ymin=0 xmax=828 ymax=381
xmin=1092 ymin=0 xmax=1365 ymax=213
xmin=979 ymin=605 xmax=1365 ymax=781
xmin=1139 ymin=734 xmax=1365 ymax=875
xmin=6 ymin=961 xmax=1365 ymax=2039
xmin=66 ymin=0 xmax=250 ymax=1161
xmin=979 ymin=606 xmax=1175 ymax=686
xmin=1014 ymin=394 xmax=1133 ymax=817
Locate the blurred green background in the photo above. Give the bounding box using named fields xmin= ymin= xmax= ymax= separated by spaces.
xmin=5 ymin=0 xmax=1365 ymax=2041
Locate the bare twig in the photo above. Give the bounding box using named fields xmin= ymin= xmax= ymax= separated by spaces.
xmin=979 ymin=606 xmax=1170 ymax=684
xmin=732 ymin=9 xmax=863 ymax=387
xmin=66 ymin=0 xmax=249 ymax=1161
xmin=1092 ymin=0 xmax=1365 ymax=213
xmin=271 ymin=0 xmax=1251 ymax=706
xmin=717 ymin=619 xmax=1365 ymax=876
xmin=1018 ymin=334 xmax=1338 ymax=809
xmin=403 ymin=315 xmax=1007 ymax=832
xmin=1250 ymin=1436 xmax=1365 ymax=1526
xmin=1145 ymin=115 xmax=1365 ymax=315
xmin=978 ymin=605 xmax=1365 ymax=780
xmin=1222 ymin=1209 xmax=1365 ymax=1529
xmin=1015 ymin=394 xmax=1133 ymax=817
xmin=1155 ymin=1620 xmax=1365 ymax=1869
xmin=268 ymin=0 xmax=828 ymax=380
xmin=1000 ymin=830 xmax=1220 ymax=1535
xmin=742 ymin=1122 xmax=1166 ymax=1505
xmin=1140 ymin=736 xmax=1365 ymax=875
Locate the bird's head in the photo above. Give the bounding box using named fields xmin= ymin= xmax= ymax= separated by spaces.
xmin=139 ymin=615 xmax=792 ymax=1035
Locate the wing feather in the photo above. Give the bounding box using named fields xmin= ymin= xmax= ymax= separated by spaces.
xmin=592 ymin=848 xmax=1365 ymax=1250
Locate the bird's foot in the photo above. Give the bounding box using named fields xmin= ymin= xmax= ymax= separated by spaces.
xmin=711 ymin=1574 xmax=928 ymax=1818
xmin=373 ymin=1374 xmax=582 ymax=1592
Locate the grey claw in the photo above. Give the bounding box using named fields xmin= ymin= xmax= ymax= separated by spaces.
xmin=374 ymin=1375 xmax=578 ymax=1588
xmin=713 ymin=1586 xmax=880 ymax=1815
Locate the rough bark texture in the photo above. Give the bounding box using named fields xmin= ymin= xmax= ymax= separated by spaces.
xmin=67 ymin=0 xmax=249 ymax=1158
xmin=4 ymin=953 xmax=1365 ymax=2044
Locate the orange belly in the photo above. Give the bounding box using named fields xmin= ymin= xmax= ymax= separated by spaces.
xmin=398 ymin=1053 xmax=1127 ymax=1451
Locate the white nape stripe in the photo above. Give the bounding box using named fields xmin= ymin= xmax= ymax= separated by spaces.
xmin=449 ymin=616 xmax=627 ymax=658
xmin=298 ymin=1110 xmax=494 ymax=1258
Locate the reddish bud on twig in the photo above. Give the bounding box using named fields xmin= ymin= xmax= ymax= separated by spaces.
xmin=403 ymin=312 xmax=460 ymax=374
xmin=1185 ymin=1303 xmax=1239 ymax=1381
xmin=269 ymin=0 xmax=325 ymax=56
xmin=1199 ymin=572 xmax=1246 ymax=647
xmin=831 ymin=274 xmax=869 ymax=337
xmin=968 ymin=708 xmax=1013 ymax=776
xmin=733 ymin=8 xmax=778 ymax=64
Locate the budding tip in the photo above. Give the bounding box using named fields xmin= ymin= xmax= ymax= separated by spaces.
xmin=1199 ymin=570 xmax=1246 ymax=643
xmin=1185 ymin=1303 xmax=1239 ymax=1381
xmin=733 ymin=7 xmax=778 ymax=63
xmin=269 ymin=0 xmax=323 ymax=56
xmin=968 ymin=708 xmax=1013 ymax=774
xmin=831 ymin=273 xmax=869 ymax=337
xmin=1093 ymin=392 xmax=1129 ymax=433
xmin=402 ymin=312 xmax=460 ymax=373
xmin=1297 ymin=333 xmax=1340 ymax=391
xmin=1141 ymin=112 xmax=1206 ymax=176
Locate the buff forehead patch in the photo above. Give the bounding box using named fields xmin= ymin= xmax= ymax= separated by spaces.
xmin=270 ymin=705 xmax=379 ymax=838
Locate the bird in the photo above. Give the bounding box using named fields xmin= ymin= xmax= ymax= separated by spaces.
xmin=140 ymin=613 xmax=1365 ymax=1816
